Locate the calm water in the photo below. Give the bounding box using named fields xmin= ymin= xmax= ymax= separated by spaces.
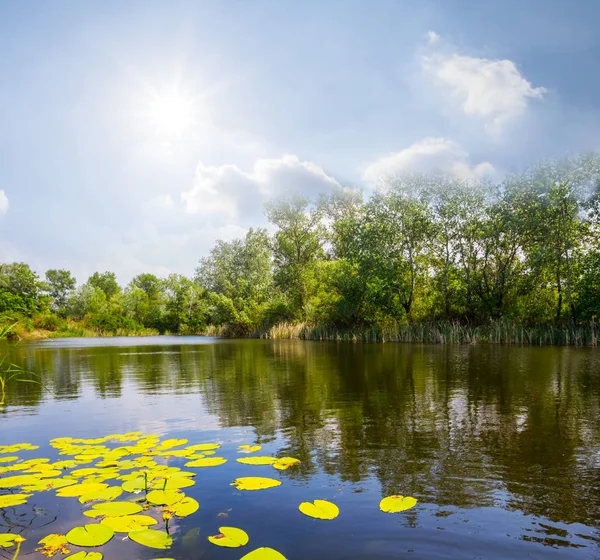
xmin=1 ymin=337 xmax=600 ymax=559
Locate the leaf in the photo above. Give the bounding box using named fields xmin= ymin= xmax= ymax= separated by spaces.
xmin=56 ymin=482 xmax=109 ymax=497
xmin=100 ymin=515 xmax=158 ymax=532
xmin=0 ymin=456 xmax=19 ymax=463
xmin=128 ymin=528 xmax=172 ymax=550
xmin=185 ymin=443 xmax=221 ymax=452
xmin=237 ymin=445 xmax=262 ymax=453
xmin=0 ymin=493 xmax=32 ymax=507
xmin=236 ymin=456 xmax=277 ymax=466
xmin=231 ymin=477 xmax=282 ymax=491
xmin=298 ymin=499 xmax=339 ymax=520
xmin=379 ymin=495 xmax=417 ymax=513
xmin=240 ymin=547 xmax=287 ymax=559
xmin=36 ymin=534 xmax=71 ymax=557
xmin=66 ymin=525 xmax=114 ymax=547
xmin=149 ymin=477 xmax=195 ymax=490
xmin=184 ymin=457 xmax=227 ymax=468
xmin=146 ymin=490 xmax=184 ymax=506
xmin=166 ymin=496 xmax=199 ymax=517
xmin=22 ymin=478 xmax=78 ymax=492
xmin=272 ymin=457 xmax=301 ymax=471
xmin=78 ymin=486 xmax=123 ymax=503
xmin=0 ymin=474 xmax=43 ymax=488
xmin=155 ymin=438 xmax=188 ymax=450
xmin=121 ymin=477 xmax=146 ymax=492
xmin=0 ymin=533 xmax=24 ymax=548
xmin=64 ymin=553 xmax=103 ymax=560
xmin=83 ymin=501 xmax=143 ymax=518
xmin=208 ymin=526 xmax=249 ymax=548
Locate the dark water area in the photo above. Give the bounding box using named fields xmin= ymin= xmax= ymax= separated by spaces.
xmin=1 ymin=337 xmax=600 ymax=559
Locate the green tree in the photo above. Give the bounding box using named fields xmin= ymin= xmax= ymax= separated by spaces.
xmin=87 ymin=271 xmax=120 ymax=299
xmin=265 ymin=196 xmax=325 ymax=319
xmin=0 ymin=263 xmax=46 ymax=315
xmin=44 ymin=269 xmax=76 ymax=316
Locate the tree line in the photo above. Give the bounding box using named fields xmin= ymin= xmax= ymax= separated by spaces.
xmin=2 ymin=153 xmax=600 ymax=339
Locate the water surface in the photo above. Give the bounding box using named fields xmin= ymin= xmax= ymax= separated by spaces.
xmin=1 ymin=337 xmax=600 ymax=559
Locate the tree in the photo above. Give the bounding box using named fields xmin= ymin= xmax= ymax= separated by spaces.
xmin=44 ymin=269 xmax=76 ymax=316
xmin=87 ymin=271 xmax=120 ymax=299
xmin=0 ymin=263 xmax=45 ymax=315
xmin=265 ymin=196 xmax=325 ymax=319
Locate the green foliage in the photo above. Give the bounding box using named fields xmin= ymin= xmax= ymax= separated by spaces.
xmin=44 ymin=269 xmax=76 ymax=316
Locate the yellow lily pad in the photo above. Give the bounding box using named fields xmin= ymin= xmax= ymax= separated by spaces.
xmin=0 ymin=533 xmax=25 ymax=548
xmin=0 ymin=474 xmax=43 ymax=488
xmin=100 ymin=515 xmax=157 ymax=532
xmin=22 ymin=478 xmax=78 ymax=492
xmin=0 ymin=456 xmax=19 ymax=463
xmin=150 ymin=477 xmax=194 ymax=490
xmin=56 ymin=482 xmax=109 ymax=498
xmin=146 ymin=490 xmax=184 ymax=506
xmin=128 ymin=528 xmax=172 ymax=549
xmin=240 ymin=547 xmax=287 ymax=559
xmin=37 ymin=534 xmax=71 ymax=557
xmin=185 ymin=443 xmax=220 ymax=452
xmin=121 ymin=477 xmax=146 ymax=492
xmin=155 ymin=438 xmax=188 ymax=450
xmin=83 ymin=501 xmax=143 ymax=518
xmin=231 ymin=477 xmax=282 ymax=491
xmin=78 ymin=485 xmax=123 ymax=503
xmin=0 ymin=443 xmax=38 ymax=453
xmin=379 ymin=495 xmax=417 ymax=513
xmin=236 ymin=456 xmax=277 ymax=466
xmin=208 ymin=526 xmax=249 ymax=548
xmin=184 ymin=457 xmax=227 ymax=468
xmin=165 ymin=496 xmax=199 ymax=517
xmin=299 ymin=499 xmax=339 ymax=520
xmin=238 ymin=445 xmax=262 ymax=453
xmin=0 ymin=493 xmax=32 ymax=507
xmin=66 ymin=524 xmax=114 ymax=547
xmin=64 ymin=553 xmax=103 ymax=560
xmin=272 ymin=457 xmax=301 ymax=470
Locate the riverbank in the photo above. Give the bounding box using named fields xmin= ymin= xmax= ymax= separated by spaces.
xmin=6 ymin=319 xmax=600 ymax=346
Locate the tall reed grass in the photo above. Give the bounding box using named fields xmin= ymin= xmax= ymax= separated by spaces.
xmin=260 ymin=320 xmax=600 ymax=346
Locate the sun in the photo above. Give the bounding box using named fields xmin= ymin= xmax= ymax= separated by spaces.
xmin=145 ymin=88 xmax=197 ymax=139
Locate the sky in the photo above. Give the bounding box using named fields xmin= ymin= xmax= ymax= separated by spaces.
xmin=1 ymin=0 xmax=600 ymax=284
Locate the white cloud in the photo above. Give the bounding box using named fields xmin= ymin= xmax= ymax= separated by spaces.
xmin=181 ymin=154 xmax=341 ymax=221
xmin=363 ymin=137 xmax=495 ymax=184
xmin=422 ymin=37 xmax=546 ymax=132
xmin=426 ymin=30 xmax=440 ymax=45
xmin=0 ymin=190 xmax=8 ymax=214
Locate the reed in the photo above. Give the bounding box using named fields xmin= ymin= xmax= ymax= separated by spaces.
xmin=260 ymin=320 xmax=600 ymax=346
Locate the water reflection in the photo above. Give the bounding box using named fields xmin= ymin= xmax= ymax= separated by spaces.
xmin=2 ymin=338 xmax=600 ymax=547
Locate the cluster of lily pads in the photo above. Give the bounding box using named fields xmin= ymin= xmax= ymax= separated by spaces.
xmin=0 ymin=434 xmax=417 ymax=559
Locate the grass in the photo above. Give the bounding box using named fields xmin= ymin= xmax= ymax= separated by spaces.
xmin=261 ymin=320 xmax=600 ymax=346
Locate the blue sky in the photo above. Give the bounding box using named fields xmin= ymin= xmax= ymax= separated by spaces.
xmin=1 ymin=0 xmax=600 ymax=283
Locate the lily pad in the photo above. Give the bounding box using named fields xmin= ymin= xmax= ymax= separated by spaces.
xmin=37 ymin=534 xmax=71 ymax=557
xmin=56 ymin=482 xmax=109 ymax=498
xmin=185 ymin=443 xmax=220 ymax=452
xmin=184 ymin=457 xmax=227 ymax=468
xmin=208 ymin=526 xmax=249 ymax=548
xmin=299 ymin=499 xmax=339 ymax=520
xmin=272 ymin=457 xmax=301 ymax=470
xmin=0 ymin=456 xmax=19 ymax=463
xmin=128 ymin=528 xmax=172 ymax=550
xmin=379 ymin=495 xmax=417 ymax=513
xmin=236 ymin=456 xmax=277 ymax=466
xmin=0 ymin=533 xmax=24 ymax=548
xmin=240 ymin=547 xmax=287 ymax=559
xmin=79 ymin=486 xmax=123 ymax=503
xmin=146 ymin=490 xmax=184 ymax=506
xmin=66 ymin=525 xmax=114 ymax=547
xmin=0 ymin=474 xmax=44 ymax=488
xmin=0 ymin=493 xmax=32 ymax=507
xmin=238 ymin=445 xmax=262 ymax=453
xmin=22 ymin=478 xmax=78 ymax=492
xmin=231 ymin=477 xmax=282 ymax=491
xmin=121 ymin=477 xmax=147 ymax=493
xmin=83 ymin=501 xmax=144 ymax=518
xmin=165 ymin=497 xmax=199 ymax=517
xmin=64 ymin=553 xmax=103 ymax=560
xmin=150 ymin=477 xmax=195 ymax=490
xmin=101 ymin=515 xmax=157 ymax=532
